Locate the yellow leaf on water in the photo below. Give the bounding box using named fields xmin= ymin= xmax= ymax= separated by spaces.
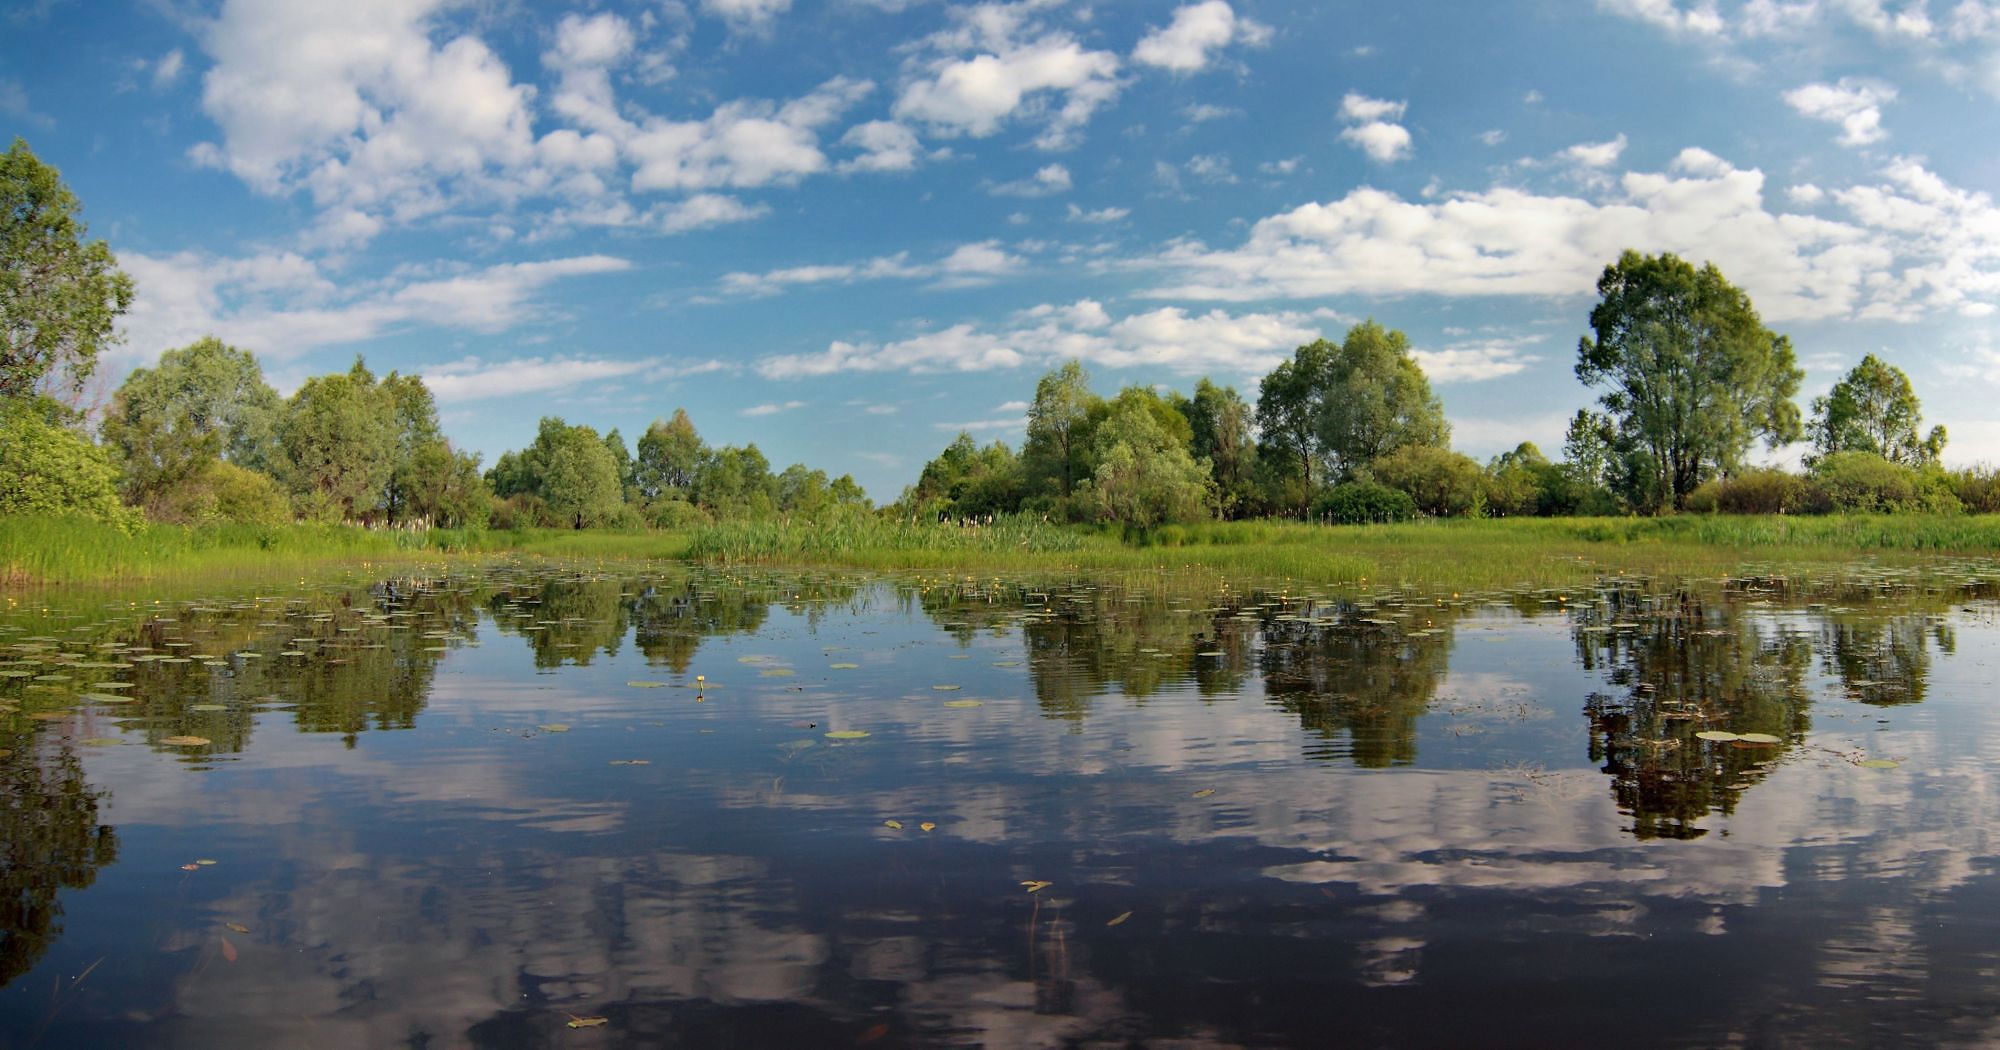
xmin=1106 ymin=911 xmax=1132 ymax=927
xmin=566 ymin=1015 xmax=609 ymax=1029
xmin=225 ymin=923 xmax=250 ymax=934
xmin=884 ymin=820 xmax=904 ymax=830
xmin=1191 ymin=788 xmax=1216 ymax=799
xmin=1021 ymin=880 xmax=1052 ymax=893
xmin=919 ymin=822 xmax=936 ymax=832
xmin=537 ymin=723 xmax=570 ymax=733
xmin=161 ymin=735 xmax=211 ymax=747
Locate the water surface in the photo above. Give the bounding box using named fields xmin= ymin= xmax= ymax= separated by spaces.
xmin=3 ymin=564 xmax=2000 ymax=1047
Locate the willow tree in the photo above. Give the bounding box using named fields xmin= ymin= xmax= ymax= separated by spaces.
xmin=1575 ymin=251 xmax=1803 ymax=512
xmin=1807 ymin=353 xmax=1945 ymax=467
xmin=1255 ymin=321 xmax=1447 ymax=502
xmin=0 ymin=139 xmax=134 ymax=401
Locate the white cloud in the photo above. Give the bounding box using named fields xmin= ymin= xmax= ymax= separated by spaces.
xmin=1186 ymin=153 xmax=1237 ymax=183
xmin=702 ymin=0 xmax=792 ymax=33
xmin=742 ymin=400 xmax=807 ymax=416
xmin=1783 ymin=78 xmax=1896 ymax=146
xmin=1143 ymin=151 xmax=2000 ymax=324
xmin=1340 ymin=121 xmax=1413 ymax=163
xmin=658 ymin=194 xmax=769 ymax=233
xmin=1181 ymin=103 xmax=1241 ymax=122
xmin=935 ymin=416 xmax=1028 ymax=432
xmin=421 ymin=355 xmax=651 ymax=402
xmin=754 ymin=299 xmax=1346 ymax=379
xmin=152 ymin=48 xmax=185 ymax=89
xmin=717 ymin=241 xmax=1025 ymax=296
xmin=893 ymin=6 xmax=1122 ymax=151
xmin=839 ymin=120 xmax=925 ymax=173
xmin=1597 ymin=0 xmax=1727 ymax=35
xmin=627 ymin=77 xmax=874 ymax=192
xmin=1789 ymin=182 xmax=1827 ymax=204
xmin=1132 ymin=0 xmax=1272 ymax=73
xmin=1478 ymin=129 xmax=1507 ymax=146
xmin=988 ymin=162 xmax=1073 ymax=196
xmin=1561 ymin=133 xmax=1629 ymax=168
xmin=994 ymin=399 xmax=1030 ymax=412
xmin=1067 ymin=203 xmax=1130 ymax=223
xmin=1338 ymin=92 xmax=1406 ymax=123
xmin=1411 ymin=338 xmax=1545 ymax=382
xmin=1260 ymin=156 xmax=1303 ymax=175
xmin=115 ymin=250 xmax=629 ymax=365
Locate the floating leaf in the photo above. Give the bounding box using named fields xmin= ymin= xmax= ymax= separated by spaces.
xmin=626 ymin=680 xmax=668 ymax=688
xmin=225 ymin=923 xmax=249 ymax=934
xmin=196 ymin=859 xmax=217 ymax=866
xmin=609 ymin=759 xmax=651 ymax=766
xmin=161 ymin=735 xmax=211 ymax=747
xmin=1859 ymin=758 xmax=1902 ymax=769
xmin=1695 ymin=731 xmax=1741 ymax=742
xmin=759 ymin=668 xmax=796 ymax=678
xmin=825 ymin=730 xmax=871 ymax=740
xmin=79 ymin=738 xmax=122 ymax=747
xmin=81 ymin=693 xmax=133 ymax=704
xmin=180 ymin=863 xmax=199 ymax=871
xmin=1191 ymin=788 xmax=1216 ymax=799
xmin=190 ymin=704 xmax=227 ymax=712
xmin=943 ymin=699 xmax=984 ymax=708
xmin=931 ymin=684 xmax=961 ymax=691
xmin=919 ymin=822 xmax=936 ymax=832
xmin=566 ymin=1015 xmax=609 ymax=1029
xmin=1021 ymin=880 xmax=1053 ymax=894
xmin=1106 ymin=911 xmax=1132 ymax=927
xmin=830 ymin=662 xmax=859 ymax=670
xmin=883 ymin=820 xmax=904 ymax=830
xmin=1737 ymin=732 xmax=1782 ymax=744
xmin=537 ymin=723 xmax=570 ymax=733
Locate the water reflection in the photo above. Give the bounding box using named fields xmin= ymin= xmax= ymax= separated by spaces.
xmin=2 ymin=564 xmax=2000 ymax=1045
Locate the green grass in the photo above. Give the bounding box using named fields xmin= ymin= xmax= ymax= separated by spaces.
xmin=0 ymin=515 xmax=691 ymax=589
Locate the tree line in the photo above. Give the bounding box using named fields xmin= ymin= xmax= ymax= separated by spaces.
xmin=4 ymin=135 xmax=1994 ymax=532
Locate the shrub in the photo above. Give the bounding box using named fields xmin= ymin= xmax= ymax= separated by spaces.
xmin=1313 ymin=480 xmax=1418 ymax=525
xmin=1951 ymin=467 xmax=2000 ymax=514
xmin=0 ymin=404 xmax=136 ymax=529
xmin=1811 ymin=451 xmax=1920 ymax=512
xmin=144 ymin=460 xmax=292 ymax=526
xmin=1684 ymin=468 xmax=1808 ymax=515
xmin=1370 ymin=445 xmax=1486 ymax=517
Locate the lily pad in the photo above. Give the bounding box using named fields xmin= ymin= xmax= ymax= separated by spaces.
xmin=161 ymin=735 xmax=211 ymax=747
xmin=1695 ymin=731 xmax=1741 ymax=742
xmin=829 ymin=662 xmax=860 ymax=670
xmin=190 ymin=703 xmax=228 ymax=712
xmin=1737 ymin=732 xmax=1782 ymax=744
xmin=883 ymin=819 xmax=904 ymax=830
xmin=1858 ymin=758 xmax=1902 ymax=769
xmin=931 ymin=684 xmax=961 ymax=691
xmin=626 ymin=680 xmax=669 ymax=688
xmin=759 ymin=668 xmax=796 ymax=677
xmin=825 ymin=730 xmax=871 ymax=740
xmin=537 ymin=723 xmax=571 ymax=733
xmin=943 ymin=699 xmax=984 ymax=708
xmin=81 ymin=693 xmax=134 ymax=704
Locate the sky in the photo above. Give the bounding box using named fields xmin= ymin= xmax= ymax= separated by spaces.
xmin=4 ymin=0 xmax=2000 ymax=500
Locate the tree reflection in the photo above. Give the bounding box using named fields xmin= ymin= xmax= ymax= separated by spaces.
xmin=0 ymin=736 xmax=117 ymax=986
xmin=1260 ymin=609 xmax=1455 ymax=768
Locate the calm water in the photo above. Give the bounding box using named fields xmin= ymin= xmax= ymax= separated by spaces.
xmin=4 ymin=563 xmax=2000 ymax=1047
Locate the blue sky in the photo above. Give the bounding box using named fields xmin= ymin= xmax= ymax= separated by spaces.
xmin=5 ymin=0 xmax=2000 ymax=499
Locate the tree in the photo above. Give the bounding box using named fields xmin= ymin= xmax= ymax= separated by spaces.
xmin=1576 ymin=251 xmax=1803 ymax=511
xmin=101 ymin=336 xmax=282 ymax=506
xmin=1255 ymin=338 xmax=1336 ymax=493
xmin=539 ymin=422 xmax=623 ymax=528
xmin=1255 ymin=322 xmax=1448 ymax=504
xmin=396 ymin=440 xmax=489 ymax=528
xmin=144 ymin=460 xmax=293 ymax=526
xmin=634 ymin=409 xmax=705 ymax=501
xmin=1082 ymin=396 xmax=1211 ymax=527
xmin=1807 ymin=353 xmax=1945 ymax=467
xmin=0 ymin=139 xmax=135 ymax=400
xmin=1370 ymin=445 xmax=1486 ymax=518
xmin=1183 ymin=378 xmax=1258 ymax=517
xmin=1023 ymin=361 xmax=1100 ymax=501
xmin=694 ymin=444 xmax=777 ymax=518
xmin=278 ymin=359 xmax=395 ymax=522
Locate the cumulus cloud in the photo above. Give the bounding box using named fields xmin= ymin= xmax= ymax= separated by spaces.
xmin=987 ymin=162 xmax=1073 ymax=196
xmin=1337 ymin=93 xmax=1411 ymax=162
xmin=1067 ymin=203 xmax=1131 ymax=223
xmin=1142 ymin=149 xmax=2000 ymax=324
xmin=1132 ymin=1 xmax=1272 ymax=73
xmin=742 ymin=399 xmax=807 ymax=416
xmin=1783 ymin=78 xmax=1896 ymax=146
xmin=1597 ymin=0 xmax=1727 ymax=35
xmin=893 ymin=4 xmax=1122 ymax=150
xmin=115 ymin=250 xmax=629 ymax=365
xmin=1561 ymin=133 xmax=1629 ymax=168
xmin=717 ymin=241 xmax=1025 ymax=297
xmin=627 ymin=77 xmax=874 ymax=192
xmin=754 ymin=300 xmax=1349 ymax=379
xmin=1411 ymin=337 xmax=1545 ymax=382
xmin=422 ymin=355 xmax=651 ymax=402
xmin=658 ymin=193 xmax=769 ymax=233
xmin=839 ymin=120 xmax=925 ymax=173
xmin=702 ymin=0 xmax=792 ymax=33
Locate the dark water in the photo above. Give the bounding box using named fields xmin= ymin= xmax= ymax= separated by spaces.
xmin=4 ymin=563 xmax=2000 ymax=1048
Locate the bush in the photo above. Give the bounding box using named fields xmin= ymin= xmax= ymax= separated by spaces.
xmin=1313 ymin=480 xmax=1418 ymax=525
xmin=644 ymin=498 xmax=709 ymax=528
xmin=1370 ymin=445 xmax=1486 ymax=518
xmin=1951 ymin=467 xmax=2000 ymax=514
xmin=1684 ymin=468 xmax=1808 ymax=515
xmin=1811 ymin=451 xmax=1921 ymax=512
xmin=0 ymin=404 xmax=137 ymax=529
xmin=489 ymin=493 xmax=551 ymax=530
xmin=144 ymin=460 xmax=292 ymax=526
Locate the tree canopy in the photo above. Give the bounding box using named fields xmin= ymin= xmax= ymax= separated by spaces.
xmin=0 ymin=139 xmax=133 ymax=400
xmin=101 ymin=337 xmax=281 ymax=507
xmin=1807 ymin=353 xmax=1945 ymax=468
xmin=1576 ymin=251 xmax=1803 ymax=511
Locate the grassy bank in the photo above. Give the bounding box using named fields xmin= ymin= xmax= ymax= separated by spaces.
xmin=683 ymin=513 xmax=2000 ymax=589
xmin=9 ymin=512 xmax=2000 ymax=592
xmin=0 ymin=515 xmax=690 ymax=588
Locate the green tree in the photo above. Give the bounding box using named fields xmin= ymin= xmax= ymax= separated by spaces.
xmin=1183 ymin=378 xmax=1258 ymax=517
xmin=634 ymin=409 xmax=706 ymax=501
xmin=278 ymin=358 xmax=395 ymax=522
xmin=539 ymin=421 xmax=623 ymax=528
xmin=1807 ymin=353 xmax=1945 ymax=468
xmin=1255 ymin=322 xmax=1448 ymax=505
xmin=0 ymin=138 xmax=135 ymax=400
xmin=1576 ymin=251 xmax=1804 ymax=511
xmin=694 ymin=444 xmax=777 ymax=518
xmin=1255 ymin=338 xmax=1336 ymax=493
xmin=1082 ymin=396 xmax=1211 ymax=527
xmin=145 ymin=460 xmax=294 ymax=526
xmin=0 ymin=400 xmax=135 ymax=527
xmin=1370 ymin=444 xmax=1486 ymax=518
xmin=1023 ymin=360 xmax=1101 ymax=501
xmin=100 ymin=336 xmax=282 ymax=507
xmin=396 ymin=440 xmax=489 ymax=528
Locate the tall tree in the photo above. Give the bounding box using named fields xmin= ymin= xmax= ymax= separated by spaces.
xmin=1575 ymin=251 xmax=1803 ymax=511
xmin=0 ymin=139 xmax=134 ymax=401
xmin=101 ymin=336 xmax=281 ymax=505
xmin=1084 ymin=396 xmax=1210 ymax=527
xmin=1184 ymin=378 xmax=1257 ymax=517
xmin=1023 ymin=360 xmax=1100 ymax=500
xmin=634 ymin=409 xmax=706 ymax=501
xmin=539 ymin=421 xmax=623 ymax=528
xmin=1255 ymin=322 xmax=1447 ymax=502
xmin=1255 ymin=338 xmax=1336 ymax=491
xmin=278 ymin=358 xmax=395 ymax=522
xmin=1807 ymin=353 xmax=1945 ymax=467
